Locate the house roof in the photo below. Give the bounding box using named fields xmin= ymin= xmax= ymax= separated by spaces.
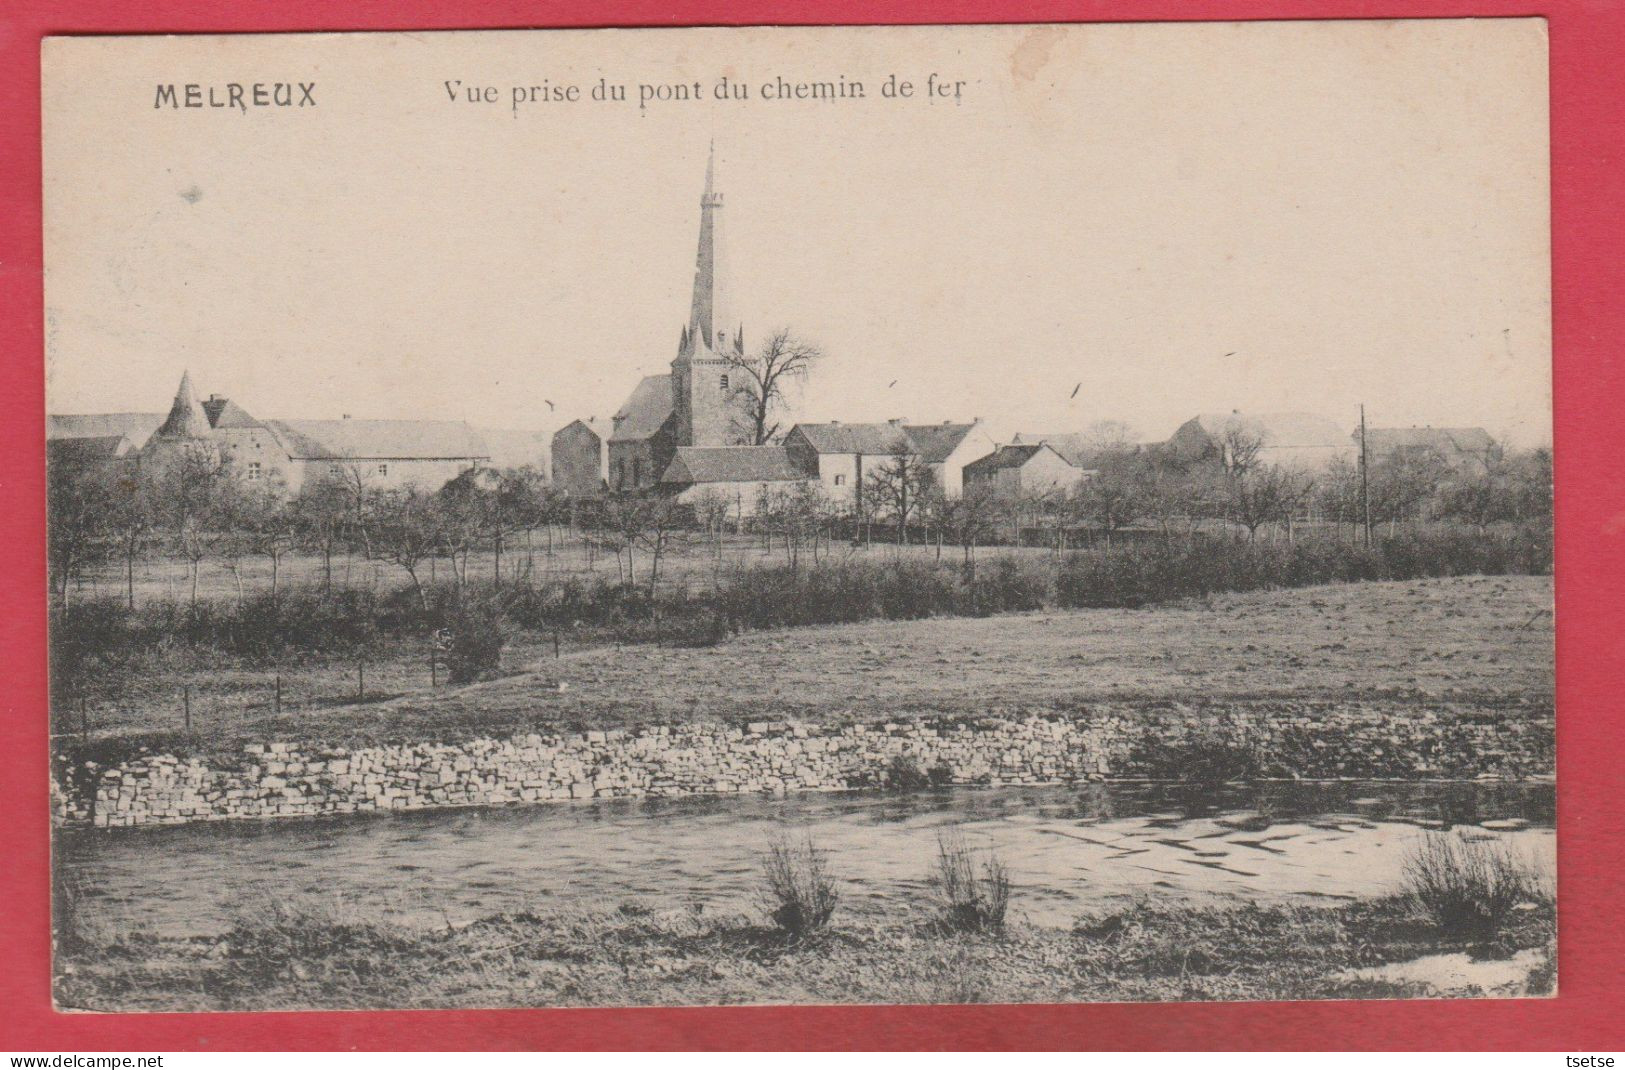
xmin=1363 ymin=426 xmax=1495 ymax=453
xmin=47 ymin=435 xmax=132 ymax=467
xmin=660 ymin=446 xmax=810 ymax=485
xmin=902 ymin=423 xmax=978 ymax=463
xmin=610 ymin=375 xmax=675 ymax=442
xmin=264 ymin=419 xmax=490 ymax=461
xmin=47 ymin=413 xmax=165 ymax=450
xmin=1187 ymin=412 xmax=1349 ymax=449
xmin=790 ymin=421 xmax=913 ymax=455
xmin=1011 ymin=431 xmax=1118 ymax=468
xmin=202 ymin=397 xmax=263 ymax=430
xmin=555 ymin=417 xmax=612 ymax=444
xmin=964 ymin=443 xmax=1050 ymax=476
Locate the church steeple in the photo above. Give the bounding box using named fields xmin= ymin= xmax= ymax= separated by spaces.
xmin=684 ymin=140 xmax=740 ymax=357
xmin=156 ymin=370 xmax=211 ymax=439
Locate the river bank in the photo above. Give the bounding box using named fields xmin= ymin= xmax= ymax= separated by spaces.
xmin=54 ymin=703 xmax=1554 ymax=829
xmin=52 ymin=889 xmax=1557 ymax=1010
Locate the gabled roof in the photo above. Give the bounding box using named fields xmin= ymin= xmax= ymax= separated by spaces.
xmin=789 ymin=421 xmax=913 ymax=455
xmin=902 ymin=422 xmax=978 ymax=463
xmin=47 ymin=435 xmax=132 ymax=467
xmin=1011 ymin=432 xmax=1116 ymax=468
xmin=202 ymin=397 xmax=263 ymax=430
xmin=47 ymin=413 xmax=165 ymax=449
xmin=555 ymin=417 xmax=612 ymax=444
xmin=964 ymin=443 xmax=1052 ymax=476
xmin=264 ymin=419 xmax=489 ymax=461
xmin=1187 ymin=412 xmax=1349 ymax=449
xmin=660 ymin=446 xmax=810 ymax=485
xmin=610 ymin=375 xmax=676 ymax=442
xmin=1363 ymin=426 xmax=1496 ymax=453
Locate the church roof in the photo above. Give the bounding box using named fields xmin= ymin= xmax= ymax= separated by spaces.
xmin=264 ymin=419 xmax=489 ymax=461
xmin=47 ymin=412 xmax=165 ymax=450
xmin=660 ymin=446 xmax=810 ymax=485
xmin=789 ymin=421 xmax=913 ymax=456
xmin=902 ymin=422 xmax=978 ymax=463
xmin=610 ymin=375 xmax=675 ymax=442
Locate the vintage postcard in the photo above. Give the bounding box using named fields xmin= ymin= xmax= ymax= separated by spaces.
xmin=43 ymin=21 xmax=1553 ymax=1011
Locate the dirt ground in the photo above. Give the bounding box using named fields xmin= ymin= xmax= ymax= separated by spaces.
xmin=61 ymin=573 xmax=1552 ymax=756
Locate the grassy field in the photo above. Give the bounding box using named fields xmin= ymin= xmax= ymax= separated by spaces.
xmin=53 ymin=888 xmax=1555 ymax=1010
xmin=56 ymin=573 xmax=1553 ymax=762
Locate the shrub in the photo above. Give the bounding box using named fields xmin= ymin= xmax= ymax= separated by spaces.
xmin=759 ymin=835 xmax=839 ymax=940
xmin=1127 ymin=724 xmax=1261 ymax=785
xmin=443 ymin=597 xmax=510 ymax=684
xmin=1401 ymin=829 xmax=1546 ymax=943
xmin=880 ymin=753 xmax=952 ymax=791
xmin=931 ymin=827 xmax=1011 ymax=935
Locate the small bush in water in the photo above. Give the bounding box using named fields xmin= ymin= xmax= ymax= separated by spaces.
xmin=1401 ymin=829 xmax=1547 ymax=944
xmin=931 ymin=827 xmax=1011 ymax=935
xmin=759 ymin=835 xmax=839 ymax=940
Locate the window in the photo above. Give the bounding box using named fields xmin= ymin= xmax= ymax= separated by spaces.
xmin=720 ymin=374 xmax=729 ymax=391
xmin=246 ymin=462 xmax=261 ymax=482
xmin=834 ymin=474 xmax=846 ymax=486
xmin=377 ymin=463 xmax=389 ymax=477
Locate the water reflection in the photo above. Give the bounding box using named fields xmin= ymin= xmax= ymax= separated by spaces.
xmin=58 ymin=780 xmax=1555 ymax=936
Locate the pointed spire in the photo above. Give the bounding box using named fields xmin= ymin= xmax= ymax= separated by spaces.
xmin=685 ymin=141 xmax=729 ymax=354
xmin=157 ymin=370 xmax=211 ymax=438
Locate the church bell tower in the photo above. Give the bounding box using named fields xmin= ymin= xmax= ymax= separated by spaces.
xmin=671 ymin=142 xmax=745 ymax=448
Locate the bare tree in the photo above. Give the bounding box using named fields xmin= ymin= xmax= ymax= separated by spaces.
xmin=861 ymin=448 xmax=936 ymax=546
xmin=1073 ymin=450 xmax=1150 ymax=549
xmin=726 ymin=328 xmax=821 ymax=445
xmin=373 ymin=487 xmax=443 ymax=609
xmin=46 ymin=453 xmax=111 ymax=606
xmin=939 ymin=484 xmax=1005 ymax=570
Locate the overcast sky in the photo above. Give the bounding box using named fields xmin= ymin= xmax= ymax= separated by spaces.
xmin=43 ymin=20 xmax=1550 ymax=447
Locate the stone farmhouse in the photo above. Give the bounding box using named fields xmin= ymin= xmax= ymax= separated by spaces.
xmin=550 ymin=417 xmax=611 ymax=497
xmin=963 ymin=443 xmax=1090 ymax=499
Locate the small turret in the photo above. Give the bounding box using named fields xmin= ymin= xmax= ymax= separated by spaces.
xmin=156 ymin=370 xmax=211 ymax=439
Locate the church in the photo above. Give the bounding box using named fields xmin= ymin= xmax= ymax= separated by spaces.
xmin=595 ymin=145 xmax=814 ymax=511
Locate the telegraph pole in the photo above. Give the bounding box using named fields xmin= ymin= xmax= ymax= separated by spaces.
xmin=1359 ymin=404 xmax=1372 ymax=548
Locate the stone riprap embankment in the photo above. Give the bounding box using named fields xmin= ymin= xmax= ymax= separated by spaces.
xmin=55 ymin=706 xmax=1553 ymax=829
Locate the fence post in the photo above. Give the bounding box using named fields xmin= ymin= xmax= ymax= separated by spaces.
xmin=430 ymin=648 xmax=437 ymax=687
xmin=80 ymin=695 xmax=88 ymax=740
xmin=554 ymin=628 xmax=561 ymax=659
xmin=274 ymin=673 xmax=282 ymax=716
xmin=183 ymin=685 xmax=192 ymax=734
xmin=357 ymin=660 xmax=365 ymax=701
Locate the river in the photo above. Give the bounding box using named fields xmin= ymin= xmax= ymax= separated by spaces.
xmin=56 ymin=780 xmax=1555 ymax=936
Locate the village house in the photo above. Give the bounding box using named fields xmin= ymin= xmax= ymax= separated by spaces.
xmin=781 ymin=420 xmax=913 ymax=508
xmin=47 ymin=412 xmax=166 ymax=451
xmin=1162 ymin=411 xmax=1354 ymax=473
xmin=658 ymin=445 xmax=815 ymax=520
xmin=962 ymin=443 xmax=1090 ymax=499
xmin=550 ymin=417 xmax=611 ymax=497
xmin=1359 ymin=426 xmax=1499 ymax=472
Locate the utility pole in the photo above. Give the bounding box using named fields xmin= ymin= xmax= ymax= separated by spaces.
xmin=1359 ymin=404 xmax=1372 ymax=548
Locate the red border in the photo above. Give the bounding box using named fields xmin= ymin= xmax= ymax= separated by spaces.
xmin=4 ymin=0 xmax=1621 ymax=1052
